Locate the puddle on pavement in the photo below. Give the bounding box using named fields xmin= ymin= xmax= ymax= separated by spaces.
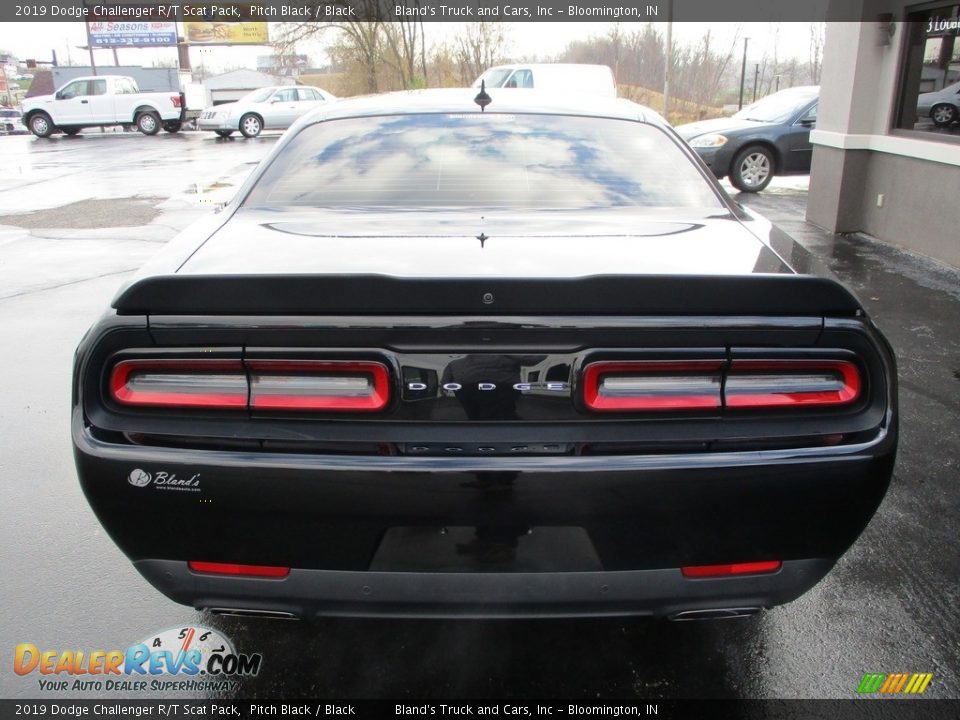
xmin=0 ymin=197 xmax=163 ymax=229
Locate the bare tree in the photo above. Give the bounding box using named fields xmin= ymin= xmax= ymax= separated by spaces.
xmin=809 ymin=22 xmax=825 ymax=85
xmin=454 ymin=22 xmax=509 ymax=84
xmin=382 ymin=14 xmax=428 ymax=88
xmin=275 ymin=1 xmax=394 ymax=93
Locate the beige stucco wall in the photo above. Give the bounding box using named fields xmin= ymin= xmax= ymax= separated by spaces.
xmin=807 ymin=19 xmax=960 ymax=268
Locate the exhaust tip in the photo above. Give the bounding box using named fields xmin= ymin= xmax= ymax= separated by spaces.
xmin=669 ymin=607 xmax=763 ymax=621
xmin=206 ymin=607 xmax=299 ymax=620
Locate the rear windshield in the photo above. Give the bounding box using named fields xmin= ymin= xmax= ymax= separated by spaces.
xmin=244 ymin=114 xmax=723 ymax=210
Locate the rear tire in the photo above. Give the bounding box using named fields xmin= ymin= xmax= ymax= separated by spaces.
xmin=162 ymin=121 xmax=182 ymax=133
xmin=214 ymin=130 xmax=234 ymax=139
xmin=239 ymin=113 xmax=262 ymax=138
xmin=729 ymin=145 xmax=775 ymax=193
xmin=136 ymin=111 xmax=161 ymax=136
xmin=931 ymin=103 xmax=957 ymax=127
xmin=28 ymin=112 xmax=54 ymax=138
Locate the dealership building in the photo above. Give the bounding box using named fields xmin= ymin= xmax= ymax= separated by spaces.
xmin=808 ymin=4 xmax=960 ymax=267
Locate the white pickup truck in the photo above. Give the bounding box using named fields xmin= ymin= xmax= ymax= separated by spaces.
xmin=22 ymin=75 xmax=185 ymax=138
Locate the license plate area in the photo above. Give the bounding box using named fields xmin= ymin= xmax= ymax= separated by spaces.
xmin=369 ymin=526 xmax=602 ymax=572
xmin=399 ymin=443 xmax=575 ymax=456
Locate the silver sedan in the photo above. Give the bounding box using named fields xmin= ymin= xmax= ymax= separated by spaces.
xmin=197 ymin=85 xmax=336 ymax=138
xmin=916 ymin=80 xmax=960 ymax=127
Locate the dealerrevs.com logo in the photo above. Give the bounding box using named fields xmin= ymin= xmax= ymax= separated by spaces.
xmin=14 ymin=626 xmax=261 ymax=693
xmin=857 ymin=672 xmax=934 ymax=695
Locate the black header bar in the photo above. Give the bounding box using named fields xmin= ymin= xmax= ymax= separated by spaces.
xmin=0 ymin=700 xmax=958 ymax=719
xmin=5 ymin=0 xmax=897 ymax=24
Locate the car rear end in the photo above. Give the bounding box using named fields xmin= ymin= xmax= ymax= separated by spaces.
xmin=71 ymin=93 xmax=897 ymax=619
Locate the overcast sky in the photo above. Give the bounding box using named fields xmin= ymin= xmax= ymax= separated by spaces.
xmin=0 ymin=21 xmax=820 ymax=74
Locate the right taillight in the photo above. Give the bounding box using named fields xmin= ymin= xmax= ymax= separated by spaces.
xmin=725 ymin=359 xmax=861 ymax=409
xmin=583 ymin=358 xmax=861 ymax=412
xmin=582 ymin=361 xmax=724 ymax=412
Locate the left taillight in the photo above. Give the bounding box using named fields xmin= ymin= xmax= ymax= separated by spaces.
xmin=109 ymin=358 xmax=390 ymax=412
xmin=248 ymin=360 xmax=389 ymax=412
xmin=110 ymin=359 xmax=247 ymax=409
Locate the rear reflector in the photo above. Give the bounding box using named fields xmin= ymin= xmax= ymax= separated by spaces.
xmin=682 ymin=560 xmax=782 ymax=578
xmin=188 ymin=561 xmax=290 ymax=579
xmin=725 ymin=360 xmax=860 ymax=408
xmin=110 ymin=360 xmax=247 ymax=409
xmin=109 ymin=359 xmax=390 ymax=412
xmin=582 ymin=361 xmax=723 ymax=411
xmin=248 ymin=361 xmax=389 ymax=411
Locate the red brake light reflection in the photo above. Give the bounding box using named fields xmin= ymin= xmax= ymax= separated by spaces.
xmin=188 ymin=561 xmax=289 ymax=578
xmin=682 ymin=560 xmax=782 ymax=578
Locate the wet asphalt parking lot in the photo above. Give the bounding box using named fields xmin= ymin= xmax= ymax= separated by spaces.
xmin=0 ymin=129 xmax=957 ymax=701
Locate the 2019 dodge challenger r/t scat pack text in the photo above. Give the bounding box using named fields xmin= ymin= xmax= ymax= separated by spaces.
xmin=73 ymin=89 xmax=897 ymax=620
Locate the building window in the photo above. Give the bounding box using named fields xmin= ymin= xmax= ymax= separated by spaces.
xmin=896 ymin=2 xmax=960 ymax=136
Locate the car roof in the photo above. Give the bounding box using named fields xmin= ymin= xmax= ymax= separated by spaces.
xmin=484 ymin=63 xmax=612 ymax=71
xmin=64 ymin=75 xmax=134 ymax=82
xmin=298 ymin=88 xmax=656 ymax=126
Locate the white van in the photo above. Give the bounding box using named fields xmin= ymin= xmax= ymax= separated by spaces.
xmin=472 ymin=64 xmax=617 ymax=98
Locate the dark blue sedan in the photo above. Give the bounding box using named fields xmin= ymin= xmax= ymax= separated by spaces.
xmin=676 ymin=86 xmax=819 ymax=192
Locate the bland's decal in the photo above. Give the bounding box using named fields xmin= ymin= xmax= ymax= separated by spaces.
xmin=127 ymin=469 xmax=202 ymax=493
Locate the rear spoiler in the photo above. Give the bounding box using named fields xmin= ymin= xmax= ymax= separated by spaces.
xmin=112 ymin=274 xmax=863 ymax=316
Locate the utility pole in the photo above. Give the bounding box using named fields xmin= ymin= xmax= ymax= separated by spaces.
xmin=84 ymin=21 xmax=97 ymax=75
xmin=663 ymin=11 xmax=672 ymax=122
xmin=738 ymin=37 xmax=750 ymax=110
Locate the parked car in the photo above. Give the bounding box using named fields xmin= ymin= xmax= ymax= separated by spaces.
xmin=676 ymin=86 xmax=819 ymax=192
xmin=916 ymin=80 xmax=960 ymax=127
xmin=21 ymin=75 xmax=184 ymax=137
xmin=197 ymin=85 xmax=336 ymax=139
xmin=73 ymin=89 xmax=896 ymax=620
xmin=472 ymin=63 xmax=617 ymax=98
xmin=0 ymin=107 xmax=28 ymax=135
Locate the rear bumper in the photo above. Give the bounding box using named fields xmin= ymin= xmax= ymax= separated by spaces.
xmin=74 ymin=408 xmax=895 ymax=617
xmin=134 ymin=557 xmax=835 ymax=619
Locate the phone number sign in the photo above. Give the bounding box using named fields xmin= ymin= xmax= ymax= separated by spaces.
xmin=88 ymin=21 xmax=178 ymax=47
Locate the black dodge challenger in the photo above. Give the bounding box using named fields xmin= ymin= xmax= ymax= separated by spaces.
xmin=72 ymin=89 xmax=897 ymax=619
